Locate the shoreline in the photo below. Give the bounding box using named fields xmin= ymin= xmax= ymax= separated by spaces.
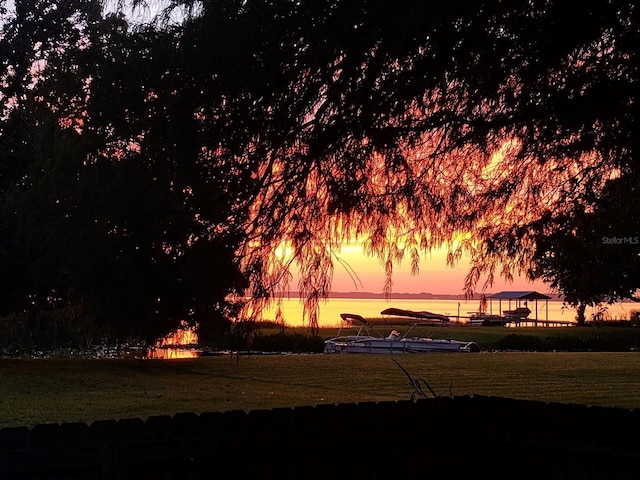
xmin=274 ymin=290 xmax=564 ymax=301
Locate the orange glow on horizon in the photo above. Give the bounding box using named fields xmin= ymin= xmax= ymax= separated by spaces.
xmin=310 ymin=238 xmax=548 ymax=295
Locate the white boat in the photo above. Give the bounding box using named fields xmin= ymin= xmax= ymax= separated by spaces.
xmin=324 ymin=313 xmax=479 ymax=354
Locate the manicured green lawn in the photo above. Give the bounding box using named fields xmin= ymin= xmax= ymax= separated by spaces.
xmin=2 ymin=352 xmax=640 ymax=428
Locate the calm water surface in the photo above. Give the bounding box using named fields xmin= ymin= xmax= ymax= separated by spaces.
xmin=149 ymin=297 xmax=639 ymax=358
xmin=262 ymin=297 xmax=640 ymax=328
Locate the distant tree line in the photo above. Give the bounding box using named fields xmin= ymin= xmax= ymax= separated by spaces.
xmin=1 ymin=0 xmax=637 ymax=349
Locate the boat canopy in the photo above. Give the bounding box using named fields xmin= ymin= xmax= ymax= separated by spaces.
xmin=487 ymin=291 xmax=551 ymax=325
xmin=339 ymin=313 xmax=372 ymax=326
xmin=380 ymin=308 xmax=450 ymax=322
xmin=489 ymin=291 xmax=551 ymax=300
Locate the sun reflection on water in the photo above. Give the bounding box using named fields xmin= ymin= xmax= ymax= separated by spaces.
xmin=147 ymin=321 xmax=199 ymax=359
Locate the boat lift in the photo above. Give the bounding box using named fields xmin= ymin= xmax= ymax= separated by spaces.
xmin=488 ymin=291 xmax=552 ymax=326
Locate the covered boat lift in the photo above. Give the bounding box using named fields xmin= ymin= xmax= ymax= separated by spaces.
xmin=488 ymin=291 xmax=552 ymax=326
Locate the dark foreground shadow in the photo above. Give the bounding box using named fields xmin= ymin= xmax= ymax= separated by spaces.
xmin=1 ymin=395 xmax=639 ymax=479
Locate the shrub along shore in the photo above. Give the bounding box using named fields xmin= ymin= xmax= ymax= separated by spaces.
xmin=3 ymin=319 xmax=640 ymax=357
xmin=252 ymin=323 xmax=640 ymax=354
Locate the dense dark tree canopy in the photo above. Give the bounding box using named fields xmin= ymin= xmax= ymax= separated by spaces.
xmin=1 ymin=0 xmax=638 ymax=338
xmin=1 ymin=0 xmax=248 ymax=343
xmin=529 ymin=174 xmax=640 ymax=324
xmin=154 ymin=0 xmax=637 ymax=326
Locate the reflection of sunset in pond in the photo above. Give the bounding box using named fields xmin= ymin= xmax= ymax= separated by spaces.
xmin=147 ymin=321 xmax=199 ymax=359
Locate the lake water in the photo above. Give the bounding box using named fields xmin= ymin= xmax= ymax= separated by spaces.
xmin=261 ymin=297 xmax=640 ymax=328
xmin=148 ymin=296 xmax=640 ymax=357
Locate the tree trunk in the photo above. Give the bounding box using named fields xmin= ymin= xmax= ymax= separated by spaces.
xmin=576 ymin=303 xmax=587 ymax=326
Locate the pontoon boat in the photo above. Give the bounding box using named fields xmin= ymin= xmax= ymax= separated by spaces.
xmin=324 ymin=312 xmax=479 ymax=354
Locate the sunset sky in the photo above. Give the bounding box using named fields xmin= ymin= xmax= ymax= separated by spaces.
xmin=328 ymin=244 xmax=550 ymax=295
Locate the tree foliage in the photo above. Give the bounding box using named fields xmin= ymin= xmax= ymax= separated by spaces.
xmin=1 ymin=0 xmax=248 ymax=344
xmin=154 ymin=0 xmax=637 ymax=327
xmin=1 ymin=0 xmax=638 ymax=338
xmin=529 ymin=174 xmax=640 ymax=324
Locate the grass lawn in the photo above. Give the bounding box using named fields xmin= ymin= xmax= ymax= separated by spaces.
xmin=2 ymin=351 xmax=640 ymax=429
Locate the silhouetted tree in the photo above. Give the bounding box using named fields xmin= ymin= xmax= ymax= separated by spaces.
xmin=2 ymin=0 xmax=638 ymax=337
xmin=1 ymin=0 xmax=98 ymax=316
xmin=1 ymin=0 xmax=248 ymax=344
xmin=145 ymin=0 xmax=638 ymax=328
xmin=528 ymin=175 xmax=640 ymax=324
